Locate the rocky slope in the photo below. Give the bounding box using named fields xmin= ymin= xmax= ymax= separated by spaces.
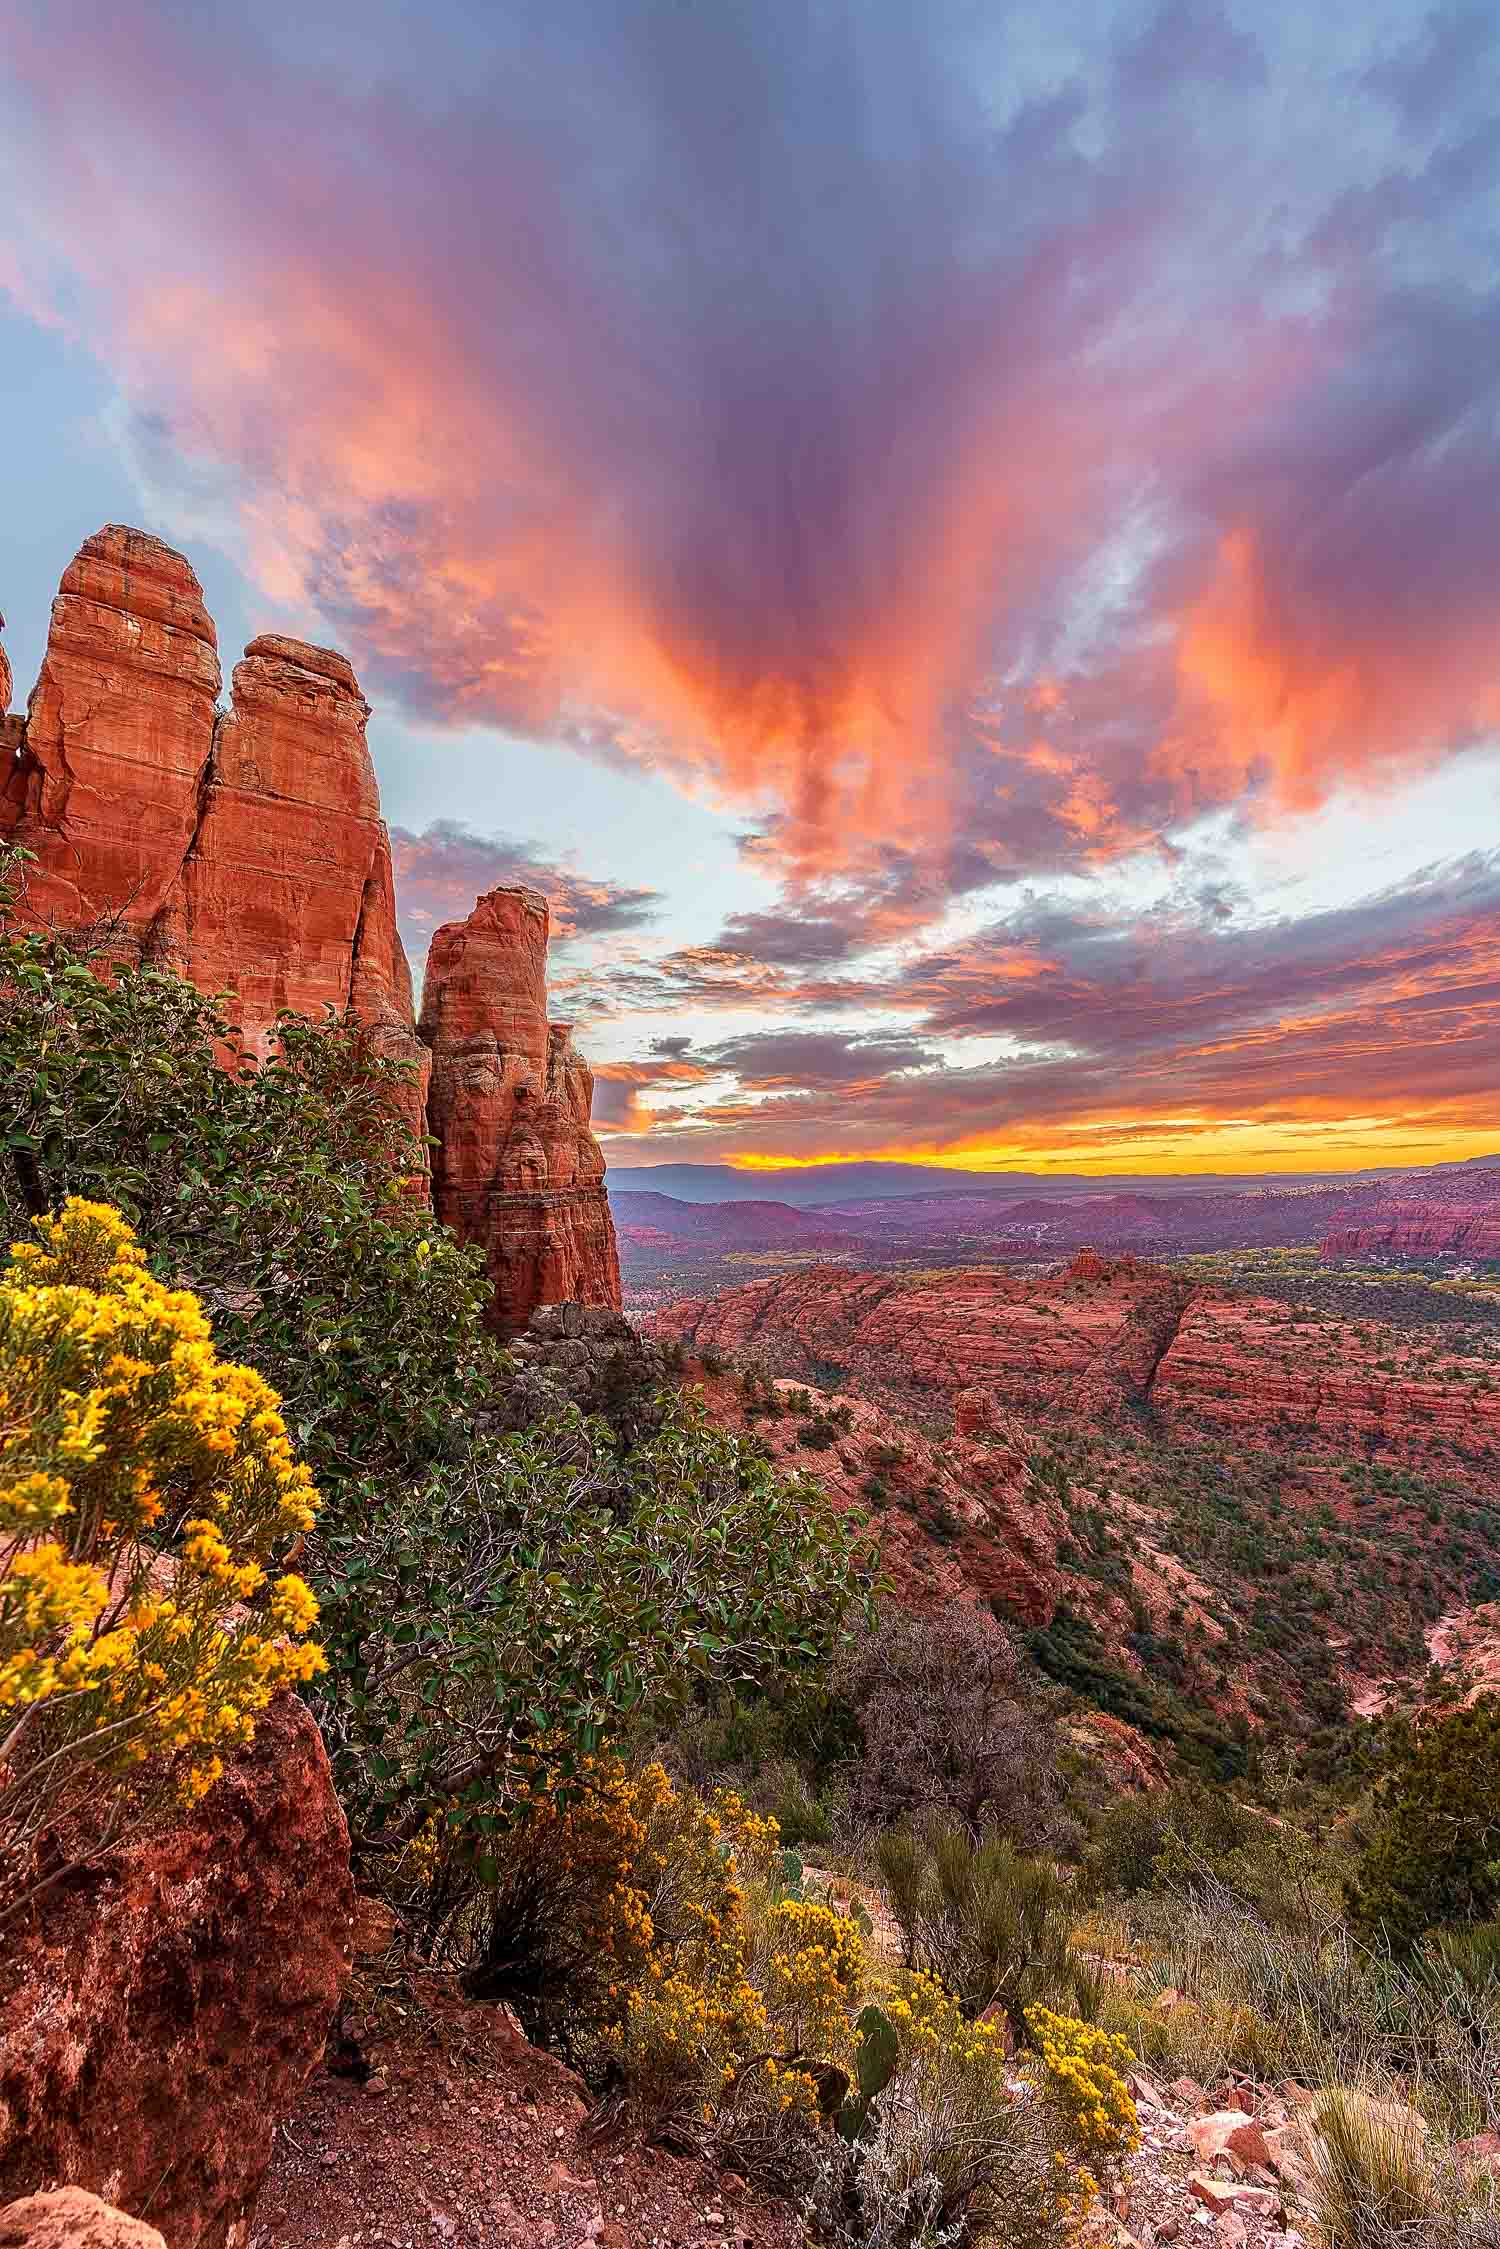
xmin=0 ymin=530 xmax=619 ymax=1332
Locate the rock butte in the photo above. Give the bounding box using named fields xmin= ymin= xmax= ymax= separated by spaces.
xmin=0 ymin=528 xmax=619 ymax=1332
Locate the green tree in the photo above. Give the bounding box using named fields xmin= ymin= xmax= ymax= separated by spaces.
xmin=1347 ymin=1699 xmax=1500 ymax=1952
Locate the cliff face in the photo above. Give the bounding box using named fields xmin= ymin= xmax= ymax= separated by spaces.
xmin=1151 ymin=1293 xmax=1500 ymax=1461
xmin=420 ymin=887 xmax=621 ymax=1331
xmin=1321 ymin=1202 xmax=1500 ymax=1261
xmin=656 ymin=1252 xmax=1194 ymax=1420
xmin=657 ymin=1252 xmax=1500 ymax=1467
xmin=0 ymin=528 xmax=619 ymax=1331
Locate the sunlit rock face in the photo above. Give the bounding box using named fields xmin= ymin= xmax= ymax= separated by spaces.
xmin=420 ymin=885 xmax=622 ymax=1334
xmin=0 ymin=527 xmax=621 ymax=1330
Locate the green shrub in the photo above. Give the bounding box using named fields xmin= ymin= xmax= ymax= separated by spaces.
xmin=1083 ymin=1777 xmax=1336 ymax=1927
xmin=315 ymin=1395 xmax=878 ymax=1888
xmin=1349 ymin=1701 xmax=1500 ymax=1953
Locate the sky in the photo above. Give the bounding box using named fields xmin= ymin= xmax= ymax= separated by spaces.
xmin=2 ymin=0 xmax=1498 ymax=1176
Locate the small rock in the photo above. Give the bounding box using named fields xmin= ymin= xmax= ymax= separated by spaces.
xmin=364 ymin=2071 xmax=390 ymax=2096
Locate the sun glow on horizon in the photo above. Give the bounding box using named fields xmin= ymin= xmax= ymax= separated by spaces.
xmin=723 ymin=1119 xmax=1500 ymax=1179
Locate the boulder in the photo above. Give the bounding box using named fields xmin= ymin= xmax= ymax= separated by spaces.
xmin=1189 ymin=2111 xmax=1273 ymax=2173
xmin=0 ymin=1692 xmax=353 ymax=2249
xmin=1187 ymin=2176 xmax=1278 ymax=2219
xmin=0 ymin=2190 xmax=167 ymax=2249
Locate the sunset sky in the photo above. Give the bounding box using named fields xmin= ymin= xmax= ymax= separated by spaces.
xmin=3 ymin=0 xmax=1498 ymax=1174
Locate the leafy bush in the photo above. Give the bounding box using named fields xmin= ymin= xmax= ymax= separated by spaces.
xmin=876 ymin=1824 xmax=1099 ymax=2035
xmin=0 ymin=859 xmax=498 ymax=1494
xmin=315 ymin=1395 xmax=878 ymax=1886
xmin=1349 ymin=1702 xmax=1500 ymax=1953
xmin=0 ymin=1200 xmax=322 ymax=1904
xmin=1083 ymin=1776 xmax=1338 ymax=1928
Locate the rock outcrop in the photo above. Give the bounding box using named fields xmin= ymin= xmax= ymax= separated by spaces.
xmin=1321 ymin=1201 xmax=1500 ymax=1261
xmin=420 ymin=888 xmax=621 ymax=1332
xmin=1 ymin=526 xmax=621 ymax=1328
xmin=0 ymin=2190 xmax=167 ymax=2249
xmin=0 ymin=1692 xmax=352 ymax=2249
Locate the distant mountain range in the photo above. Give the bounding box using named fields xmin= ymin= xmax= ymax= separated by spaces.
xmin=610 ymin=1153 xmax=1500 ymax=1296
xmin=608 ymin=1152 xmax=1500 ymax=1209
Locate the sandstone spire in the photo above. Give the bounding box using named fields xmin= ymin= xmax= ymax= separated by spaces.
xmin=420 ymin=887 xmax=622 ymax=1332
xmin=0 ymin=526 xmax=221 ymax=930
xmin=2 ymin=526 xmax=621 ymax=1330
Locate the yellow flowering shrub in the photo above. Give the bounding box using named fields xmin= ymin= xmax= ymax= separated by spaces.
xmin=0 ymin=1199 xmax=323 ymax=1893
xmin=1026 ymin=2003 xmax=1140 ymax=2161
xmin=756 ymin=1895 xmax=865 ymax=2068
xmin=837 ymin=1970 xmax=1078 ymax=2245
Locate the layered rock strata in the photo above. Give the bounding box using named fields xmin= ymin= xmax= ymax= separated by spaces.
xmin=1321 ymin=1202 xmax=1500 ymax=1260
xmin=658 ymin=1251 xmax=1500 ymax=1465
xmin=0 ymin=528 xmax=620 ymax=1328
xmin=420 ymin=887 xmax=621 ymax=1331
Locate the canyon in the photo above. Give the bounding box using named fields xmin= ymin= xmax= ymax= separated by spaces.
xmin=0 ymin=528 xmax=619 ymax=1332
xmin=655 ymin=1252 xmax=1500 ymax=1466
xmin=656 ymin=1250 xmax=1500 ymax=1745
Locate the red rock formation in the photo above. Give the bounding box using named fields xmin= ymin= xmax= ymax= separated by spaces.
xmin=420 ymin=887 xmax=621 ymax=1332
xmin=656 ymin=1253 xmax=1191 ymax=1420
xmin=2 ymin=525 xmax=621 ymax=1324
xmin=0 ymin=532 xmax=427 ymax=1125
xmin=157 ymin=632 xmax=430 ymax=1132
xmin=1321 ymin=1202 xmax=1500 ymax=1260
xmin=658 ymin=1253 xmax=1500 ymax=1469
xmin=0 ymin=529 xmax=221 ymax=926
xmin=0 ymin=1691 xmax=352 ymax=2249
